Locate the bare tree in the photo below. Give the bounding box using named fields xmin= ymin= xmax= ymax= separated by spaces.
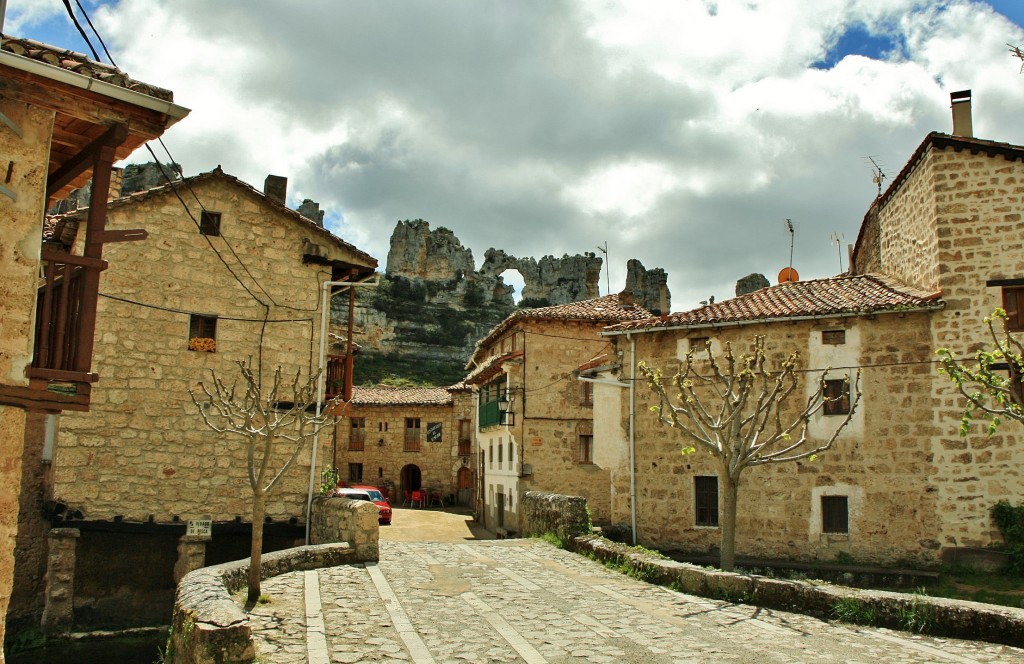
xmin=639 ymin=335 xmax=861 ymax=571
xmin=938 ymin=308 xmax=1024 ymax=435
xmin=189 ymin=360 xmax=336 ymax=601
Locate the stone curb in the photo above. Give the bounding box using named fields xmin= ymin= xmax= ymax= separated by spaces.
xmin=569 ymin=534 xmax=1024 ymax=648
xmin=169 ymin=543 xmax=354 ymax=664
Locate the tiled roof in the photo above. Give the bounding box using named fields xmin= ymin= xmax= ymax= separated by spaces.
xmin=1 ymin=35 xmax=173 ymax=101
xmin=470 ymin=294 xmax=652 ymax=364
xmin=464 ymin=351 xmax=524 ymax=386
xmin=45 ymin=167 xmax=377 ymax=267
xmin=348 ymin=386 xmax=454 ymax=407
xmin=604 ymin=274 xmax=943 ymax=333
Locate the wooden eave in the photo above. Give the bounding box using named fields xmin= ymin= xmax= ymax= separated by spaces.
xmin=0 ymin=58 xmax=188 ymax=199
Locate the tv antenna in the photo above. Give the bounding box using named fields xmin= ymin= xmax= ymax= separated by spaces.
xmin=868 ymin=156 xmax=886 ymax=197
xmin=596 ymin=241 xmax=610 ymax=295
xmin=785 ymin=219 xmax=796 ymax=271
xmin=831 ymin=231 xmax=845 ymax=273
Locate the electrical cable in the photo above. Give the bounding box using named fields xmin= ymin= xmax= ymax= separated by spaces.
xmin=60 ymin=0 xmax=99 ymax=60
xmin=75 ymin=0 xmax=113 ymax=64
xmin=99 ymin=293 xmax=312 ymax=323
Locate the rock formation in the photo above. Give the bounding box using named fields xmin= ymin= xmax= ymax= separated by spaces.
xmin=347 ymin=220 xmax=671 ymax=386
xmin=735 ymin=273 xmax=770 ymax=297
xmin=624 ymin=259 xmax=670 ymax=315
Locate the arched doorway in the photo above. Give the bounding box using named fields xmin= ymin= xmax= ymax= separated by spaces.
xmin=400 ymin=464 xmax=421 ymax=503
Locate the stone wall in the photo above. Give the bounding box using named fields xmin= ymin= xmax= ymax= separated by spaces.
xmin=309 ymin=496 xmax=379 ymax=562
xmin=612 ymin=312 xmax=943 ymax=567
xmin=872 ymin=144 xmax=1024 ymax=550
xmin=331 ymin=394 xmax=475 ymax=503
xmin=0 ymin=98 xmax=55 ymax=663
xmin=53 ymin=174 xmax=373 ymax=524
xmin=519 ymin=492 xmax=590 ymax=539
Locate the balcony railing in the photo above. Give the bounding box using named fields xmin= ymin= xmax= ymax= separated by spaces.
xmin=325 ymin=354 xmax=346 ymax=399
xmin=479 ymin=399 xmax=501 ymax=429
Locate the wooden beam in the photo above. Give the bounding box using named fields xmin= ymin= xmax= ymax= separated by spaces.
xmin=46 ymin=123 xmax=128 ymax=198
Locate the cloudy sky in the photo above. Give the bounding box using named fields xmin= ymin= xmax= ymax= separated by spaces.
xmin=8 ymin=1 xmax=1024 ymax=310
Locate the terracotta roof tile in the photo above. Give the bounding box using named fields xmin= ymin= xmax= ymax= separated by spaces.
xmin=470 ymin=294 xmax=652 ymax=365
xmin=464 ymin=350 xmax=524 ymax=386
xmin=605 ymin=274 xmax=943 ymax=333
xmin=348 ymin=386 xmax=454 ymax=407
xmin=2 ymin=35 xmax=173 ymax=101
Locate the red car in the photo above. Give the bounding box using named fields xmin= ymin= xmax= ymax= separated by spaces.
xmin=335 ymin=485 xmax=392 ymax=525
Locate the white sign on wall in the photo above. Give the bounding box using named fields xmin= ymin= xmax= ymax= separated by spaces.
xmin=187 ymin=519 xmax=212 ymax=537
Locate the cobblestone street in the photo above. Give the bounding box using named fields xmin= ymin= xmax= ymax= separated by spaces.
xmin=247 ymin=510 xmax=1024 ymax=663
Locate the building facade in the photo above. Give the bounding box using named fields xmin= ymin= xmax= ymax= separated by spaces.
xmin=593 ymin=92 xmax=1024 ymax=568
xmin=1 ymin=35 xmax=187 ymax=645
xmin=465 ymin=294 xmax=651 ymax=535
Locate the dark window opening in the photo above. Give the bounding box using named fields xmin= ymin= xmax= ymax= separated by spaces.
xmin=580 ymin=381 xmax=593 ymax=407
xmin=690 ymin=336 xmax=710 ymax=352
xmin=578 ymin=434 xmax=593 ymax=465
xmin=199 ymin=210 xmax=221 ymax=236
xmin=695 ymin=476 xmax=719 ymax=527
xmin=822 ymin=329 xmax=846 ymax=345
xmin=404 ymin=417 xmax=421 ymax=452
xmin=348 ymin=463 xmax=363 ymax=482
xmin=823 ymin=379 xmax=851 ymax=415
xmin=188 ymin=315 xmax=217 ymax=352
xmin=822 ymin=495 xmax=849 ymax=533
xmin=349 ymin=417 xmax=365 ymax=451
xmin=1003 ymin=286 xmax=1024 ymax=332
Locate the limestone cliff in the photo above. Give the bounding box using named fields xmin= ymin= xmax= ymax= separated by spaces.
xmin=345 ymin=220 xmax=670 ymax=386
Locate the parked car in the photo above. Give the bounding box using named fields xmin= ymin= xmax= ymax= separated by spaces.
xmin=335 ymin=485 xmax=392 ymax=525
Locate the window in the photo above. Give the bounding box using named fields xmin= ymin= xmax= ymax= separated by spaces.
xmin=694 ymin=476 xmax=719 ymax=527
xmin=823 ymin=379 xmax=851 ymax=415
xmin=488 ymin=443 xmax=493 ymax=466
xmin=349 ymin=417 xmax=365 ymax=451
xmin=498 ymin=440 xmax=503 ymax=467
xmin=458 ymin=419 xmax=472 ymax=456
xmin=188 ymin=315 xmax=217 ymax=352
xmin=580 ymin=381 xmax=593 ymax=407
xmin=1005 ymin=287 xmax=1024 ymax=331
xmin=199 ymin=210 xmax=221 ymax=236
xmin=404 ymin=418 xmax=421 ymax=452
xmin=578 ymin=434 xmax=593 ymax=465
xmin=348 ymin=463 xmax=363 ymax=482
xmin=378 ymin=421 xmax=388 ymax=432
xmin=689 ymin=336 xmax=710 ymax=352
xmin=822 ymin=330 xmax=846 ymax=345
xmin=822 ymin=496 xmax=849 ymax=533
xmin=479 ymin=378 xmax=506 ymax=429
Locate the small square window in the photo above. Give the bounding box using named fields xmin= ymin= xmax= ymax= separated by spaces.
xmin=822 ymin=330 xmax=846 ymax=345
xmin=822 ymin=495 xmax=849 ymax=533
xmin=188 ymin=315 xmax=217 ymax=352
xmin=689 ymin=336 xmax=710 ymax=352
xmin=199 ymin=210 xmax=221 ymax=236
xmin=695 ymin=476 xmax=719 ymax=526
xmin=823 ymin=379 xmax=851 ymax=415
xmin=348 ymin=463 xmax=363 ymax=482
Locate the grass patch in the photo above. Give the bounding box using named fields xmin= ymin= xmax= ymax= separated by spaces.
xmin=832 ymin=595 xmax=878 ymax=625
xmin=928 ymin=565 xmax=1024 ymax=609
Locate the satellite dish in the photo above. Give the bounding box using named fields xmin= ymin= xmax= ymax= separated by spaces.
xmin=778 ymin=267 xmax=799 ymax=283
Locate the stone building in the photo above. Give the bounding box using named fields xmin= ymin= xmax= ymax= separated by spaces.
xmin=593 ymin=90 xmax=1024 ymax=568
xmin=329 ymin=385 xmax=476 ymax=505
xmin=19 ymin=167 xmax=376 ymax=630
xmin=0 ymin=35 xmax=187 ymax=647
xmin=464 ymin=294 xmax=652 ymax=535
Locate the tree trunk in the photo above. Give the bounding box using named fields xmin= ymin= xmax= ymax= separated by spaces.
xmin=719 ymin=472 xmax=740 ymax=571
xmin=248 ymin=491 xmax=266 ymax=602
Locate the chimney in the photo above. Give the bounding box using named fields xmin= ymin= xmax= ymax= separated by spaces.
xmin=298 ymin=199 xmax=325 ymax=227
xmin=950 ymin=89 xmax=972 ymax=138
xmin=264 ymin=175 xmax=287 ymax=204
xmin=658 ymin=279 xmax=669 ymax=322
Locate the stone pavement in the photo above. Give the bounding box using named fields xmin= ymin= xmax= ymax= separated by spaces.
xmin=247 ymin=537 xmax=1024 ymax=664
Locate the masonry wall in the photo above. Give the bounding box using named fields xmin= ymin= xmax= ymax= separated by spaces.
xmin=873 ymin=145 xmax=1024 ymax=551
xmin=475 ymin=320 xmax=612 ymax=531
xmin=332 ymin=401 xmax=467 ymax=501
xmin=53 ymin=176 xmax=372 ymax=525
xmin=0 ymin=99 xmax=54 ymax=656
xmin=615 ymin=312 xmax=942 ymax=567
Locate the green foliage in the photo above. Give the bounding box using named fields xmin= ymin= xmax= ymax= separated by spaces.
xmin=517 ymin=297 xmax=551 ymax=309
xmin=832 ymin=596 xmax=878 ymax=625
xmin=896 ymin=590 xmax=935 ymax=634
xmin=4 ymin=627 xmax=46 ymax=654
xmin=534 ymin=532 xmax=568 ymax=549
xmin=319 ymin=466 xmax=340 ymax=496
xmin=257 ymin=594 xmax=271 ymax=604
xmin=937 ymin=308 xmax=1024 ymax=436
xmin=355 ymin=352 xmax=467 ymax=387
xmin=463 ymin=280 xmax=485 ymax=307
xmin=992 ymin=500 xmax=1024 ymax=575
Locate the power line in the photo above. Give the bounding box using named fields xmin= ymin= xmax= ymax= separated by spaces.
xmin=99 ymin=293 xmax=312 ymax=323
xmin=60 ymin=0 xmax=99 ymax=60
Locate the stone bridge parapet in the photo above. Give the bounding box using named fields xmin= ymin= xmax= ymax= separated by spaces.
xmin=520 ymin=491 xmax=590 ymax=540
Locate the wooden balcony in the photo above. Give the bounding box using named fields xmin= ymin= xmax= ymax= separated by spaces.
xmin=325 ymin=354 xmax=348 ymax=400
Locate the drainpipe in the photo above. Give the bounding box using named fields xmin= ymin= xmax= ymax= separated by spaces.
xmin=627 ymin=333 xmax=637 ymax=545
xmin=1 ymin=0 xmax=7 ymax=34
xmin=305 ymin=274 xmax=379 ymax=544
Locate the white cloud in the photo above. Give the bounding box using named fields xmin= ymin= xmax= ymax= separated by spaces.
xmin=13 ymin=0 xmax=1024 ymax=310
